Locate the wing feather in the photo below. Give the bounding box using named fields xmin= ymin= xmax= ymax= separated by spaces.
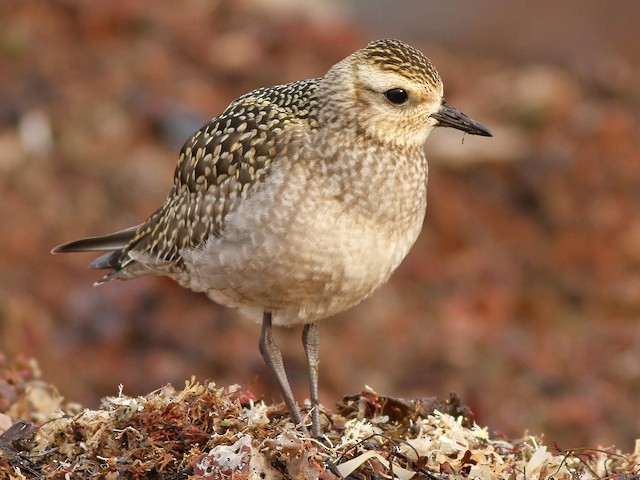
xmin=52 ymin=78 xmax=321 ymax=280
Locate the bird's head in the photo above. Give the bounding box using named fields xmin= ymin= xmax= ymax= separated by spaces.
xmin=319 ymin=39 xmax=492 ymax=148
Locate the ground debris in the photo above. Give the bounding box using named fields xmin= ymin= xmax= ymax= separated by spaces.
xmin=0 ymin=359 xmax=638 ymax=480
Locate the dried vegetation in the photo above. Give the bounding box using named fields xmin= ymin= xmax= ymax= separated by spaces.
xmin=1 ymin=357 xmax=638 ymax=479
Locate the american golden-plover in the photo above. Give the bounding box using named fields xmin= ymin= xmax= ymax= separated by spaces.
xmin=53 ymin=39 xmax=492 ymax=437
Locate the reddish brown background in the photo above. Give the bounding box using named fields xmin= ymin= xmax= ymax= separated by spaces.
xmin=1 ymin=1 xmax=639 ymax=450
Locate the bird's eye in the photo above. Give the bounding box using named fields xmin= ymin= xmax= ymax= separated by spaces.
xmin=384 ymin=88 xmax=409 ymax=105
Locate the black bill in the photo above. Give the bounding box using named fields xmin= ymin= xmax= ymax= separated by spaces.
xmin=430 ymin=102 xmax=493 ymax=137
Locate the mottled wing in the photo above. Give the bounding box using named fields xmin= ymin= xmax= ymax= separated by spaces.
xmin=116 ymin=78 xmax=320 ymax=273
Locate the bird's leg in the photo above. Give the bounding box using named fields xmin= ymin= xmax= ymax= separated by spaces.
xmin=259 ymin=311 xmax=307 ymax=432
xmin=302 ymin=321 xmax=321 ymax=438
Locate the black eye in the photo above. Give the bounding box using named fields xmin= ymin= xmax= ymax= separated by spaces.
xmin=384 ymin=88 xmax=409 ymax=105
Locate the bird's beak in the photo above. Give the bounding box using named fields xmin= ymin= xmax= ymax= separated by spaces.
xmin=430 ymin=102 xmax=493 ymax=137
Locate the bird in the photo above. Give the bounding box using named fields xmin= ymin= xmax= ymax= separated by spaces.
xmin=52 ymin=38 xmax=492 ymax=438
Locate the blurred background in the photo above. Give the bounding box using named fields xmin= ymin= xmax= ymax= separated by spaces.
xmin=1 ymin=0 xmax=639 ymax=449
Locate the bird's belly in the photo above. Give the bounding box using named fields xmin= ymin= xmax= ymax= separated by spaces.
xmin=180 ymin=196 xmax=424 ymax=326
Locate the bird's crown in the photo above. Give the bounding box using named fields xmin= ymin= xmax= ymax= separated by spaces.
xmin=357 ymin=38 xmax=441 ymax=90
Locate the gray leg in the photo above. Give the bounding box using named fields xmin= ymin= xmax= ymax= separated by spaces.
xmin=302 ymin=321 xmax=321 ymax=438
xmin=259 ymin=311 xmax=306 ymax=431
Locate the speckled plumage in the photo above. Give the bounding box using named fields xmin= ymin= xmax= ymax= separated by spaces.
xmin=53 ymin=39 xmax=491 ymax=435
xmin=99 ymin=78 xmax=321 ymax=272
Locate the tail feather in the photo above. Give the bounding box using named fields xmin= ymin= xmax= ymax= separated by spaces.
xmin=53 ymin=224 xmax=172 ymax=284
xmin=52 ymin=225 xmax=140 ymax=279
xmin=89 ymin=250 xmax=125 ymax=270
xmin=51 ymin=226 xmax=139 ymax=254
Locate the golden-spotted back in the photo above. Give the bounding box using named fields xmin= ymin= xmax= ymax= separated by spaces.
xmin=95 ymin=79 xmax=321 ymax=275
